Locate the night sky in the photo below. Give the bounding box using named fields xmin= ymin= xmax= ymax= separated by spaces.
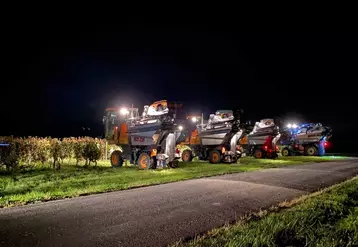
xmin=2 ymin=25 xmax=357 ymax=152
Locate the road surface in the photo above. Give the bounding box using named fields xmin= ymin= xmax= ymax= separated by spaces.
xmin=1 ymin=159 xmax=358 ymax=247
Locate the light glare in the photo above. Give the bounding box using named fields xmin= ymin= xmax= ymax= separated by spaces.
xmin=120 ymin=108 xmax=129 ymax=115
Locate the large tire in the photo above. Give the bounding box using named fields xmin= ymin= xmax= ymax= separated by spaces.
xmin=137 ymin=152 xmax=151 ymax=169
xmin=168 ymin=159 xmax=179 ymax=168
xmin=269 ymin=152 xmax=278 ymax=159
xmin=181 ymin=149 xmax=193 ymax=162
xmin=304 ymin=145 xmax=318 ymax=156
xmin=281 ymin=147 xmax=290 ymax=157
xmin=236 ymin=152 xmax=242 ymax=160
xmin=110 ymin=150 xmax=124 ymax=167
xmin=209 ymin=150 xmax=221 ymax=164
xmin=254 ymin=149 xmax=263 ymax=159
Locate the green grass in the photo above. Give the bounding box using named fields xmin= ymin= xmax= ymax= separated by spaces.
xmin=173 ymin=176 xmax=358 ymax=247
xmin=0 ymin=156 xmax=345 ymax=208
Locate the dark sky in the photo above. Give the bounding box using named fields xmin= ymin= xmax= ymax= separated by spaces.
xmin=2 ymin=25 xmax=357 ymax=151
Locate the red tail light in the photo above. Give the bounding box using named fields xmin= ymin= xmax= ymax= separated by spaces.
xmin=323 ymin=141 xmax=331 ymax=149
xmin=264 ymin=145 xmax=268 ymax=150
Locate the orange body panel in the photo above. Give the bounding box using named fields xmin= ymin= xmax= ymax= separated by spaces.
xmin=118 ymin=123 xmax=129 ymax=144
xmin=105 ymin=107 xmax=117 ymax=112
xmin=239 ymin=135 xmax=248 ymax=145
xmin=150 ymin=100 xmax=168 ymax=108
xmin=189 ymin=129 xmax=201 ymax=145
xmin=113 ymin=126 xmax=118 ymax=141
xmin=151 ymin=149 xmax=157 ymax=157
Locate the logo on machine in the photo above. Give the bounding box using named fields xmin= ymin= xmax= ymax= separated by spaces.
xmin=133 ymin=136 xmax=145 ymax=142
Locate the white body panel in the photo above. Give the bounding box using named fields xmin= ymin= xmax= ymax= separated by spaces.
xmin=128 ymin=121 xmax=162 ymax=146
xmin=248 ymin=135 xmax=270 ymax=145
xmin=164 ymin=133 xmax=176 ymax=162
xmin=147 ymin=106 xmax=169 ymax=116
xmin=200 ymin=131 xmax=228 ymax=146
xmin=272 ymin=133 xmax=281 ymax=146
xmin=294 ymin=129 xmax=326 ymax=143
xmin=231 ymin=130 xmax=244 ymax=152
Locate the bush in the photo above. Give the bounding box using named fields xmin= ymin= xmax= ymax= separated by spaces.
xmin=60 ymin=138 xmax=73 ymax=162
xmin=71 ymin=137 xmax=86 ymax=165
xmin=0 ymin=136 xmax=115 ymax=171
xmin=20 ymin=137 xmax=37 ymax=167
xmin=35 ymin=138 xmax=51 ymax=164
xmin=49 ymin=138 xmax=62 ymax=170
xmin=83 ymin=140 xmax=101 ymax=166
xmin=0 ymin=137 xmax=22 ymax=171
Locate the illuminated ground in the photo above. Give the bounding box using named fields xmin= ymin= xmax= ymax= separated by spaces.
xmin=0 ymin=158 xmax=357 ymax=247
xmin=0 ymin=156 xmax=345 ymax=208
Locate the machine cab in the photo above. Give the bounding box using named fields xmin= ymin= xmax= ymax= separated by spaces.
xmin=103 ymin=107 xmax=139 ymax=144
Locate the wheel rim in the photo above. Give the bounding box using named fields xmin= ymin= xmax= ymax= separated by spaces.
xmin=212 ymin=152 xmax=219 ymax=162
xmin=111 ymin=153 xmax=118 ymax=166
xmin=171 ymin=160 xmax=179 ymax=168
xmin=256 ymin=150 xmax=262 ymax=158
xmin=183 ymin=152 xmax=189 ymax=161
xmin=307 ymin=147 xmax=315 ymax=155
xmin=139 ymin=155 xmax=148 ymax=168
xmin=282 ymin=149 xmax=289 ymax=156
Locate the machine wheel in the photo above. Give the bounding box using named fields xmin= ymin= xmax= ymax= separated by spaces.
xmin=266 ymin=151 xmax=277 ymax=159
xmin=137 ymin=152 xmax=151 ymax=169
xmin=168 ymin=159 xmax=179 ymax=168
xmin=304 ymin=145 xmax=318 ymax=156
xmin=110 ymin=150 xmax=124 ymax=167
xmin=236 ymin=152 xmax=242 ymax=160
xmin=209 ymin=150 xmax=221 ymax=164
xmin=281 ymin=147 xmax=290 ymax=156
xmin=254 ymin=149 xmax=263 ymax=159
xmin=181 ymin=149 xmax=193 ymax=162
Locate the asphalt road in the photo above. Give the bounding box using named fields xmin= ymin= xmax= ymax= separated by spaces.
xmin=1 ymin=159 xmax=358 ymax=247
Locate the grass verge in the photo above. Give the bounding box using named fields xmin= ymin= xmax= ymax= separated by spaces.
xmin=0 ymin=156 xmax=346 ymax=208
xmin=172 ymin=176 xmax=358 ymax=247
